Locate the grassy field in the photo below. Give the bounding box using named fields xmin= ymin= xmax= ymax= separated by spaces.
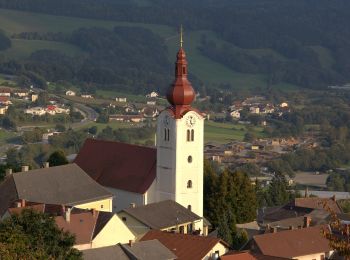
xmin=0 ymin=129 xmax=19 ymax=144
xmin=0 ymin=8 xmax=302 ymax=90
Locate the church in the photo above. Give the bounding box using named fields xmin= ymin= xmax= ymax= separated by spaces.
xmin=75 ymin=33 xmax=206 ymax=234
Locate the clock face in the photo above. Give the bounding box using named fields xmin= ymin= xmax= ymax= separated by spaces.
xmin=186 ymin=115 xmax=196 ymax=127
xmin=163 ymin=115 xmax=170 ymax=126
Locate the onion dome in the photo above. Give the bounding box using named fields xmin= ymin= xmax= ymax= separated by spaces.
xmin=166 ymin=47 xmax=195 ymax=106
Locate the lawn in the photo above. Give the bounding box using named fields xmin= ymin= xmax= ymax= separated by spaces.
xmin=204 ymin=121 xmax=266 ymax=143
xmin=0 ymin=129 xmax=19 ymax=144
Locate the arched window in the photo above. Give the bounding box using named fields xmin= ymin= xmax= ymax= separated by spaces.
xmin=167 ymin=129 xmax=170 ymax=141
xmin=188 ymin=205 xmax=192 ymax=211
xmin=187 ymin=129 xmax=191 ymax=142
xmin=191 ymin=129 xmax=194 ymax=141
xmin=164 ymin=128 xmax=170 ymax=141
xmin=188 ymin=156 xmax=192 ymax=163
xmin=187 ymin=180 xmax=192 ymax=188
xmin=164 ymin=128 xmax=167 ymax=141
xmin=182 ymin=67 xmax=186 ymax=74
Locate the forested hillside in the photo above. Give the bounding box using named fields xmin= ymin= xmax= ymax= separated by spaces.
xmin=0 ymin=0 xmax=350 ymax=93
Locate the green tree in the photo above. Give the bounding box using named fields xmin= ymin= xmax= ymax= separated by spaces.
xmin=0 ymin=209 xmax=82 ymax=259
xmin=47 ymin=150 xmax=68 ymax=166
xmin=266 ymin=173 xmax=292 ymax=206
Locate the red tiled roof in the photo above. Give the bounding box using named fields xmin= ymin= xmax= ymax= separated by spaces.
xmin=292 ymin=197 xmax=342 ymax=213
xmin=221 ymin=251 xmax=288 ymax=260
xmin=47 ymin=105 xmax=56 ymax=110
xmin=74 ymin=139 xmax=156 ymax=194
xmin=0 ymin=96 xmax=9 ymax=102
xmin=253 ymin=225 xmax=331 ymax=258
xmin=140 ymin=230 xmax=229 ymax=260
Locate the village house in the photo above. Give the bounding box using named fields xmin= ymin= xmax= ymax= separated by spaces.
xmin=0 ymin=87 xmax=11 ymax=97
xmin=0 ymin=164 xmax=113 ymax=218
xmin=118 ymin=200 xmax=203 ymax=238
xmin=66 ymin=90 xmax=76 ymax=96
xmin=280 ymin=102 xmax=288 ymax=108
xmin=146 ymin=91 xmax=159 ymax=98
xmin=116 ymin=97 xmax=127 ymax=103
xmin=31 ymin=93 xmax=39 ymax=102
xmin=0 ymin=96 xmax=11 ymax=106
xmin=221 ymin=251 xmax=287 ymax=260
xmin=146 ymin=100 xmax=156 ymax=106
xmin=140 ymin=230 xmax=230 ymax=260
xmin=109 ymin=114 xmax=144 ymax=123
xmin=251 ymin=225 xmax=334 ymax=259
xmin=0 ymin=106 xmax=7 ymax=115
xmin=13 ymin=89 xmax=29 ymax=98
xmin=25 ymin=106 xmax=46 ymax=116
xmin=5 ymin=203 xmax=135 ymax=250
xmin=81 ymin=94 xmax=94 ymax=99
xmin=230 ymin=110 xmax=241 ymax=119
xmin=82 ymin=240 xmax=177 ymax=260
xmin=250 ymin=106 xmax=260 ymax=114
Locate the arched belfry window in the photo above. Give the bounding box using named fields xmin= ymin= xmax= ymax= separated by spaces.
xmin=188 ymin=205 xmax=192 ymax=211
xmin=182 ymin=67 xmax=186 ymax=74
xmin=164 ymin=128 xmax=170 ymax=141
xmin=187 ymin=129 xmax=191 ymax=142
xmin=187 ymin=180 xmax=192 ymax=188
xmin=191 ymin=129 xmax=194 ymax=141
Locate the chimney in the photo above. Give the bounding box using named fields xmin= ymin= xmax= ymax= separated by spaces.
xmin=130 ymin=203 xmax=136 ymax=208
xmin=44 ymin=162 xmax=49 ymax=168
xmin=304 ymin=216 xmax=311 ymax=228
xmin=272 ymin=227 xmax=277 ymax=233
xmin=128 ymin=240 xmax=134 ymax=247
xmin=65 ymin=208 xmax=71 ymax=223
xmin=21 ymin=199 xmax=26 ymax=207
xmin=15 ymin=201 xmax=21 ymax=208
xmin=92 ymin=208 xmax=97 ymax=218
xmin=21 ymin=165 xmax=29 ymax=172
xmin=332 ymin=195 xmax=336 ymax=201
xmin=5 ymin=168 xmax=12 ymax=176
xmin=289 ymin=226 xmax=294 ymax=230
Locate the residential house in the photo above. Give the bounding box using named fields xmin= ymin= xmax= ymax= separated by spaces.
xmin=5 ymin=204 xmax=135 ymax=250
xmin=31 ymin=93 xmax=39 ymax=102
xmin=82 ymin=240 xmax=177 ymax=260
xmin=13 ymin=89 xmax=29 ymax=98
xmin=81 ymin=94 xmax=93 ymax=99
xmin=118 ymin=200 xmax=203 ymax=238
xmin=116 ymin=97 xmax=127 ymax=103
xmin=140 ymin=230 xmax=230 ymax=260
xmin=66 ymin=90 xmax=76 ymax=96
xmin=0 ymin=163 xmax=113 ymax=218
xmin=146 ymin=91 xmax=159 ymax=98
xmin=0 ymin=96 xmax=12 ymax=106
xmin=25 ymin=107 xmax=46 ymax=116
xmin=0 ymin=88 xmax=11 ymax=97
xmin=142 ymin=106 xmax=159 ymax=118
xmin=251 ymin=225 xmax=334 ymax=259
xmin=230 ymin=110 xmax=240 ymax=119
xmin=250 ymin=107 xmax=260 ymax=114
xmin=280 ymin=102 xmax=288 ymax=108
xmin=0 ymin=106 xmax=7 ymax=115
xmin=109 ymin=114 xmax=145 ymax=123
xmin=147 ymin=100 xmax=156 ymax=106
xmin=221 ymin=251 xmax=288 ymax=260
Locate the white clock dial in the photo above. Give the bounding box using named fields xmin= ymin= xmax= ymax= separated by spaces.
xmin=186 ymin=115 xmax=196 ymax=127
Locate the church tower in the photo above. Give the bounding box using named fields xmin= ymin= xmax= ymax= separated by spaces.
xmin=156 ymin=28 xmax=204 ymax=231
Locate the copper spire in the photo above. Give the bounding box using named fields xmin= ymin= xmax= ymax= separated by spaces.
xmin=166 ymin=26 xmax=195 ymax=117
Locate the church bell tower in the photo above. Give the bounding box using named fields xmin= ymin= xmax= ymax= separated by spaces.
xmin=156 ymin=27 xmax=204 ymax=230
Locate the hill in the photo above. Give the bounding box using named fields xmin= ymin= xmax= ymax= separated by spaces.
xmin=0 ymin=0 xmax=349 ymax=93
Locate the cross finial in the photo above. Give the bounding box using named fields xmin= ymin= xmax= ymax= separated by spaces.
xmin=180 ymin=25 xmax=184 ymax=48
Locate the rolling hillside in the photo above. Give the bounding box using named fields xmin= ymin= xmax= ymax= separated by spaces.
xmin=0 ymin=8 xmax=299 ymax=90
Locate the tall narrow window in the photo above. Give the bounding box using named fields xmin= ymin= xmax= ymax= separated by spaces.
xmin=187 ymin=129 xmax=191 ymax=141
xmin=191 ymin=129 xmax=194 ymax=141
xmin=164 ymin=128 xmax=167 ymax=141
xmin=182 ymin=67 xmax=186 ymax=74
xmin=167 ymin=129 xmax=170 ymax=141
xmin=187 ymin=180 xmax=192 ymax=188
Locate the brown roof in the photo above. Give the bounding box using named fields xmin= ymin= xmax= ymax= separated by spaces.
xmin=140 ymin=230 xmax=229 ymax=260
xmin=221 ymin=251 xmax=288 ymax=260
xmin=253 ymin=225 xmax=331 ymax=258
xmin=82 ymin=245 xmax=130 ymax=260
xmin=292 ymin=197 xmax=342 ymax=213
xmin=122 ymin=200 xmax=201 ymax=229
xmin=74 ymin=139 xmax=156 ymax=194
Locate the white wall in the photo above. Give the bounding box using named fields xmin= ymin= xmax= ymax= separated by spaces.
xmin=156 ymin=110 xmax=204 ymax=232
xmin=107 ymin=187 xmax=145 ymax=212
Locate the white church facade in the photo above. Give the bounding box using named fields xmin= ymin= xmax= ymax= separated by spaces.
xmin=75 ymin=37 xmax=207 ymax=234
